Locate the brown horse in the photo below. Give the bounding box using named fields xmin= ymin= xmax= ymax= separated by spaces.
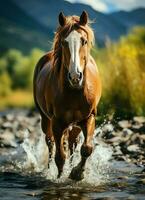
xmin=33 ymin=11 xmax=101 ymax=180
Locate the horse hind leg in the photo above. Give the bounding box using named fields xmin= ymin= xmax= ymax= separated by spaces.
xmin=68 ymin=126 xmax=81 ymax=158
xmin=69 ymin=114 xmax=95 ymax=181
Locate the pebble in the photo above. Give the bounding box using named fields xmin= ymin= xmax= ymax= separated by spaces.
xmin=127 ymin=195 xmax=136 ymax=200
xmin=0 ymin=131 xmax=17 ymax=147
xmin=102 ymin=124 xmax=114 ymax=133
xmin=127 ymin=144 xmax=140 ymax=152
xmin=122 ymin=128 xmax=133 ymax=136
xmin=117 ymin=176 xmax=129 ymax=180
xmin=137 ymin=178 xmax=145 ymax=184
xmin=133 ymin=116 xmax=145 ymax=124
xmin=2 ymin=122 xmax=13 ymax=129
xmin=118 ymin=120 xmax=132 ymax=129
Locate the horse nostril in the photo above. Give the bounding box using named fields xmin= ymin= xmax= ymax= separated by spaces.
xmin=79 ymin=72 xmax=82 ymax=80
xmin=68 ymin=72 xmax=72 ymax=80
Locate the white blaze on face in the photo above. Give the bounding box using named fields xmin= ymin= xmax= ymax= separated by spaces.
xmin=65 ymin=30 xmax=82 ymax=78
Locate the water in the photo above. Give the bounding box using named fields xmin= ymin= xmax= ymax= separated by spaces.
xmin=0 ymin=128 xmax=144 ymax=200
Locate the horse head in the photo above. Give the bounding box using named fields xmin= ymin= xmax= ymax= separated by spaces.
xmin=57 ymin=11 xmax=94 ymax=89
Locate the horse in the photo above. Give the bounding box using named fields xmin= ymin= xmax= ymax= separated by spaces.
xmin=33 ymin=11 xmax=102 ymax=180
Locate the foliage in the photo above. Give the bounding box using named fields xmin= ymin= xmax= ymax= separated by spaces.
xmin=96 ymin=26 xmax=145 ymax=117
xmin=0 ymin=48 xmax=44 ymax=110
xmin=0 ymin=48 xmax=44 ymax=91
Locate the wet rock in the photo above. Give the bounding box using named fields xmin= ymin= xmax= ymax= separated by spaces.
xmin=131 ymin=124 xmax=145 ymax=134
xmin=127 ymin=144 xmax=140 ymax=152
xmin=15 ymin=130 xmax=25 ymax=143
xmin=139 ymin=134 xmax=145 ymax=141
xmin=133 ymin=116 xmax=145 ymax=124
xmin=113 ymin=145 xmax=123 ymax=156
xmin=1 ymin=122 xmax=13 ymax=129
xmin=118 ymin=120 xmax=132 ymax=129
xmin=102 ymin=124 xmax=114 ymax=133
xmin=106 ymin=136 xmax=121 ymax=145
xmin=0 ymin=131 xmax=17 ymax=148
xmin=137 ymin=178 xmax=145 ymax=184
xmin=5 ymin=114 xmax=15 ymax=122
xmin=127 ymin=195 xmax=136 ymax=200
xmin=126 ymin=133 xmax=138 ymax=145
xmin=118 ymin=176 xmax=129 ymax=180
xmin=122 ymin=128 xmax=133 ymax=137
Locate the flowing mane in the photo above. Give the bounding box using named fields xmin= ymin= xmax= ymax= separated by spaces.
xmin=52 ymin=15 xmax=94 ymax=71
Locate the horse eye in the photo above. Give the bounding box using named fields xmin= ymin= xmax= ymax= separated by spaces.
xmin=81 ymin=38 xmax=87 ymax=46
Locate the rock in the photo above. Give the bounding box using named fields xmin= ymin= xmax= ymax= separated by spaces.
xmin=137 ymin=178 xmax=145 ymax=184
xmin=113 ymin=145 xmax=123 ymax=156
xmin=5 ymin=114 xmax=15 ymax=121
xmin=107 ymin=136 xmax=121 ymax=144
xmin=132 ymin=124 xmax=142 ymax=130
xmin=118 ymin=176 xmax=129 ymax=180
xmin=127 ymin=195 xmax=136 ymax=200
xmin=133 ymin=116 xmax=145 ymax=124
xmin=1 ymin=122 xmax=13 ymax=129
xmin=15 ymin=130 xmax=25 ymax=142
xmin=118 ymin=120 xmax=132 ymax=129
xmin=122 ymin=128 xmax=133 ymax=137
xmin=102 ymin=123 xmax=114 ymax=133
xmin=0 ymin=131 xmax=17 ymax=147
xmin=139 ymin=134 xmax=145 ymax=141
xmin=131 ymin=124 xmax=145 ymax=133
xmin=127 ymin=144 xmax=140 ymax=152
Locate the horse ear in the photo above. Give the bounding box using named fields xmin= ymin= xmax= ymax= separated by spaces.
xmin=58 ymin=12 xmax=66 ymax=26
xmin=79 ymin=11 xmax=88 ymax=26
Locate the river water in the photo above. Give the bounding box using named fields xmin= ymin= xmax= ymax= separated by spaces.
xmin=0 ymin=127 xmax=144 ymax=200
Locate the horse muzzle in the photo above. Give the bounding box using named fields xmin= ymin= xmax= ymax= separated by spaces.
xmin=68 ymin=72 xmax=83 ymax=88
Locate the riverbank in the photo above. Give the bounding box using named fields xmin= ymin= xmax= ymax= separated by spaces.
xmin=0 ymin=110 xmax=144 ymax=169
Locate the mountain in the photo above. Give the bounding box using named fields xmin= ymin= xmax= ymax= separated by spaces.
xmin=0 ymin=0 xmax=145 ymax=53
xmin=0 ymin=0 xmax=53 ymax=53
xmin=12 ymin=0 xmax=127 ymax=45
xmin=110 ymin=8 xmax=145 ymax=29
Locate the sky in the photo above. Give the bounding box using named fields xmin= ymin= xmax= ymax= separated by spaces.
xmin=66 ymin=0 xmax=145 ymax=13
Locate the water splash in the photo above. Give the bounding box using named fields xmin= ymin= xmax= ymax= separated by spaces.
xmin=0 ymin=125 xmax=113 ymax=185
xmin=20 ymin=129 xmax=48 ymax=172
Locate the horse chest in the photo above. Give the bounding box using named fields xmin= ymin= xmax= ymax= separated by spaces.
xmin=64 ymin=110 xmax=84 ymax=123
xmin=54 ymin=94 xmax=91 ymax=123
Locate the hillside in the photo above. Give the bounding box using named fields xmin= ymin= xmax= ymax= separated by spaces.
xmin=110 ymin=8 xmax=145 ymax=29
xmin=0 ymin=0 xmax=53 ymax=53
xmin=13 ymin=0 xmax=127 ymax=44
xmin=0 ymin=0 xmax=145 ymax=53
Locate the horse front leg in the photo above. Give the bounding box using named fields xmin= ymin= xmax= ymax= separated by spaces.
xmin=52 ymin=117 xmax=67 ymax=178
xmin=40 ymin=115 xmax=54 ymax=166
xmin=69 ymin=114 xmax=95 ymax=180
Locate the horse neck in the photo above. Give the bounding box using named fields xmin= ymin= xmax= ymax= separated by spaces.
xmin=58 ymin=63 xmax=69 ymax=92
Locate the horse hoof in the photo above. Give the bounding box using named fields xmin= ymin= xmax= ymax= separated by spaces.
xmin=69 ymin=167 xmax=84 ymax=181
xmin=57 ymin=170 xmax=63 ymax=179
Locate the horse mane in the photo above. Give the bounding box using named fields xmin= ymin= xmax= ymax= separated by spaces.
xmin=52 ymin=15 xmax=95 ymax=72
